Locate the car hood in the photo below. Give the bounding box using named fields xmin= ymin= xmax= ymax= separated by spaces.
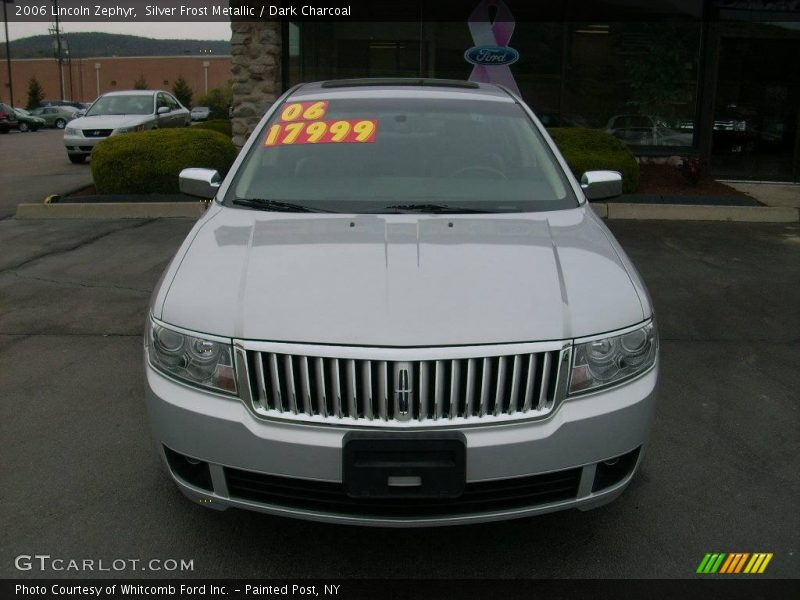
xmin=156 ymin=205 xmax=648 ymax=346
xmin=69 ymin=114 xmax=151 ymax=129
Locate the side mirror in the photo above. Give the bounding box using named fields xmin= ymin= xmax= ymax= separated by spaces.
xmin=157 ymin=106 xmax=170 ymax=115
xmin=581 ymin=170 xmax=623 ymax=200
xmin=76 ymin=109 xmax=85 ymax=117
xmin=179 ymin=168 xmax=221 ymax=199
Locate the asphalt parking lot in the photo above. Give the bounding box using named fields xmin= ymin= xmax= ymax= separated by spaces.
xmin=0 ymin=216 xmax=798 ymax=579
xmin=0 ymin=129 xmax=93 ymax=218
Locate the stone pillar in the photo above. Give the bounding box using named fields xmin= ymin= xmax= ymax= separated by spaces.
xmin=230 ymin=21 xmax=282 ymax=148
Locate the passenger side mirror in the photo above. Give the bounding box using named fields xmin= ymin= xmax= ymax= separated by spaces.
xmin=76 ymin=109 xmax=86 ymax=117
xmin=580 ymin=170 xmax=623 ymax=200
xmin=157 ymin=106 xmax=170 ymax=115
xmin=179 ymin=168 xmax=221 ymax=199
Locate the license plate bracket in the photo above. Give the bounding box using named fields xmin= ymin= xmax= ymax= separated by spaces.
xmin=343 ymin=432 xmax=466 ymax=499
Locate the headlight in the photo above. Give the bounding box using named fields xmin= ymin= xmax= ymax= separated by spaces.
xmin=64 ymin=127 xmax=80 ymax=136
xmin=734 ymin=120 xmax=747 ymax=132
xmin=147 ymin=319 xmax=237 ymax=394
xmin=113 ymin=124 xmax=146 ymax=135
xmin=569 ymin=321 xmax=657 ymax=395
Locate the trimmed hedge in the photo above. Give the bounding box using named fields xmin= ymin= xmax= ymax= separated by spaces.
xmin=193 ymin=119 xmax=232 ymax=138
xmin=547 ymin=128 xmax=639 ymax=194
xmin=92 ymin=128 xmax=237 ymax=194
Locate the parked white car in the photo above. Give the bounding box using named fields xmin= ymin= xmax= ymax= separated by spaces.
xmin=63 ymin=90 xmax=190 ymax=163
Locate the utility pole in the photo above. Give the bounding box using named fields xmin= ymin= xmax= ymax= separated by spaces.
xmin=50 ymin=0 xmax=64 ymax=100
xmin=2 ymin=0 xmax=13 ymax=106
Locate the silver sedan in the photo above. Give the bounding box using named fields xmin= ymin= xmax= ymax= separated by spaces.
xmin=63 ymin=90 xmax=190 ymax=163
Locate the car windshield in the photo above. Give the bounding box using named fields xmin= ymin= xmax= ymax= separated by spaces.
xmin=15 ymin=108 xmax=30 ymax=116
xmin=226 ymin=96 xmax=577 ymax=213
xmin=86 ymin=94 xmax=153 ymax=116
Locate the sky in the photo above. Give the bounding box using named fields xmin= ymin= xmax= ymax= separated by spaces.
xmin=5 ymin=21 xmax=232 ymax=42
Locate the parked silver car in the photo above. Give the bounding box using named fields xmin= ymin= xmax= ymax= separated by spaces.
xmin=29 ymin=105 xmax=78 ymax=129
xmin=63 ymin=90 xmax=190 ymax=163
xmin=145 ymin=79 xmax=658 ymax=527
xmin=190 ymin=106 xmax=211 ymax=121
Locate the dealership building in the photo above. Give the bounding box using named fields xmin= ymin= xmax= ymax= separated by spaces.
xmin=230 ymin=0 xmax=800 ymax=182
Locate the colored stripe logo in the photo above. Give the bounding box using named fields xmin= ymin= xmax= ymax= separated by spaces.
xmin=696 ymin=553 xmax=773 ymax=574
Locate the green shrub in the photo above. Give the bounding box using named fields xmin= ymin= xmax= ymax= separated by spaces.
xmin=194 ymin=119 xmax=232 ymax=138
xmin=92 ymin=128 xmax=237 ymax=194
xmin=547 ymin=128 xmax=639 ymax=194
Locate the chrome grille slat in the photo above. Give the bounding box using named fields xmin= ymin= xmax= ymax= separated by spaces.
xmin=346 ymin=359 xmax=358 ymax=420
xmin=314 ymin=357 xmax=327 ymax=417
xmin=330 ymin=358 xmax=342 ymax=418
xmin=537 ymin=352 xmax=552 ymax=410
xmin=508 ymin=355 xmax=521 ymax=414
xmin=377 ymin=361 xmax=388 ymax=420
xmin=268 ymin=354 xmax=282 ymax=412
xmin=361 ymin=360 xmax=373 ymax=420
xmin=255 ymin=352 xmax=268 ymax=410
xmin=465 ymin=358 xmax=477 ymax=416
xmin=419 ymin=361 xmax=430 ymax=421
xmin=284 ymin=355 xmax=298 ymax=414
xmin=494 ymin=356 xmax=507 ymax=416
xmin=479 ymin=358 xmax=493 ymax=417
xmin=522 ymin=354 xmax=537 ymax=412
xmin=299 ymin=356 xmax=312 ymax=415
xmin=244 ymin=346 xmax=566 ymax=425
xmin=449 ymin=360 xmax=461 ymax=419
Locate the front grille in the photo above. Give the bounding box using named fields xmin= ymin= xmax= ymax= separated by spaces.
xmin=82 ymin=129 xmax=113 ymax=138
xmin=78 ymin=146 xmax=94 ymax=152
xmin=225 ymin=466 xmax=581 ymax=517
xmin=239 ymin=345 xmax=569 ymax=425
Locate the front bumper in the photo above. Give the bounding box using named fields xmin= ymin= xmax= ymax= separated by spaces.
xmin=145 ymin=362 xmax=657 ymax=527
xmin=64 ymin=134 xmax=102 ymax=155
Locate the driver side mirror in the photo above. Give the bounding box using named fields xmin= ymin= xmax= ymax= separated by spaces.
xmin=157 ymin=106 xmax=170 ymax=115
xmin=179 ymin=168 xmax=221 ymax=199
xmin=581 ymin=170 xmax=623 ymax=200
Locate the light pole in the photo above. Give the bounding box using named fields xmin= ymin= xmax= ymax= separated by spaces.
xmin=2 ymin=0 xmax=13 ymax=106
xmin=203 ymin=60 xmax=210 ymax=94
xmin=50 ymin=0 xmax=64 ymax=100
xmin=94 ymin=62 xmax=100 ymax=97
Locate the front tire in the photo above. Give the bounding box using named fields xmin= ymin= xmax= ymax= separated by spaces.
xmin=55 ymin=119 xmax=66 ymax=129
xmin=68 ymin=154 xmax=86 ymax=164
xmin=19 ymin=122 xmax=29 ymax=132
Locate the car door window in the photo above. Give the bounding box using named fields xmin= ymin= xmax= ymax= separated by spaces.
xmin=157 ymin=93 xmax=170 ymax=112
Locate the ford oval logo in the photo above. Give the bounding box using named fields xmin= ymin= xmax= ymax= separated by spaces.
xmin=464 ymin=45 xmax=520 ymax=66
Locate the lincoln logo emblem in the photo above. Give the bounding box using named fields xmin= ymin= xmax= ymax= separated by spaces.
xmin=395 ymin=366 xmax=411 ymax=417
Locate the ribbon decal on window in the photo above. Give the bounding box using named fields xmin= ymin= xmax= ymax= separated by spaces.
xmin=465 ymin=0 xmax=521 ymax=96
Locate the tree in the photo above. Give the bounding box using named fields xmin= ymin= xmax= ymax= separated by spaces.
xmin=26 ymin=77 xmax=45 ymax=110
xmin=172 ymin=75 xmax=193 ymax=108
xmin=197 ymin=86 xmax=232 ymax=120
xmin=133 ymin=74 xmax=148 ymax=90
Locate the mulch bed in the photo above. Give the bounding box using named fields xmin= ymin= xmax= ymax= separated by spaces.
xmin=637 ymin=164 xmax=751 ymax=198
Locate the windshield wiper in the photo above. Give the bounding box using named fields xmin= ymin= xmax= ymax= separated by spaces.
xmin=379 ymin=203 xmax=492 ymax=214
xmin=232 ymin=198 xmax=334 ymax=213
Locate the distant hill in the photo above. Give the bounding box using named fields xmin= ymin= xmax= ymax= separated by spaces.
xmin=0 ymin=32 xmax=230 ymax=59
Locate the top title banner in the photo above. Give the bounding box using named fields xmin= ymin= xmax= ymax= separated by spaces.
xmin=3 ymin=0 xmax=799 ymax=22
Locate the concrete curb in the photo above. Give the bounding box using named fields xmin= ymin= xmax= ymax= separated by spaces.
xmin=592 ymin=203 xmax=799 ymax=223
xmin=15 ymin=202 xmax=207 ymax=219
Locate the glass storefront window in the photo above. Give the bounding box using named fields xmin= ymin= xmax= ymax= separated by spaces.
xmin=287 ymin=16 xmax=703 ymax=150
xmin=562 ymin=22 xmax=702 ymax=147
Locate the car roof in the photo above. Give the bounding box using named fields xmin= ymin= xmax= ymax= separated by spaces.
xmin=290 ymin=78 xmax=515 ymax=103
xmin=100 ymin=90 xmax=161 ymax=97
